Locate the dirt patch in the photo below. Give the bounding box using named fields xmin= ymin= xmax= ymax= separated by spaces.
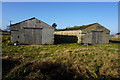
xmin=3 ymin=59 xmax=93 ymax=80
xmin=2 ymin=56 xmax=21 ymax=79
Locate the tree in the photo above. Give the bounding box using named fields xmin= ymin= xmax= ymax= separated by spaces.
xmin=52 ymin=23 xmax=57 ymax=29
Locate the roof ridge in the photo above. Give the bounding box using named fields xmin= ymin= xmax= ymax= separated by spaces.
xmin=11 ymin=17 xmax=54 ymax=29
xmin=11 ymin=17 xmax=37 ymax=26
xmin=35 ymin=18 xmax=54 ymax=28
xmin=56 ymin=23 xmax=99 ymax=31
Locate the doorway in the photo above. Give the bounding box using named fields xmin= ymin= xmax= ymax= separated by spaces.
xmin=24 ymin=28 xmax=42 ymax=44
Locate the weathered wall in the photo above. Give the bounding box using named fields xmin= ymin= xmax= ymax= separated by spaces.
xmin=42 ymin=28 xmax=54 ymax=44
xmin=11 ymin=18 xmax=54 ymax=44
xmin=82 ymin=24 xmax=110 ymax=44
xmin=11 ymin=29 xmax=27 ymax=44
xmin=10 ymin=24 xmax=21 ymax=30
xmin=114 ymin=34 xmax=120 ymax=38
xmin=102 ymin=32 xmax=109 ymax=43
xmin=11 ymin=31 xmax=19 ymax=43
xmin=19 ymin=29 xmax=25 ymax=43
xmin=19 ymin=19 xmax=51 ymax=29
xmin=54 ymin=24 xmax=110 ymax=44
xmin=23 ymin=28 xmax=42 ymax=44
xmin=81 ymin=32 xmax=92 ymax=44
xmin=54 ymin=30 xmax=82 ymax=43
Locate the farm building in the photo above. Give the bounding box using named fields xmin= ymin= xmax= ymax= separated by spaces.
xmin=10 ymin=17 xmax=54 ymax=45
xmin=114 ymin=33 xmax=120 ymax=38
xmin=54 ymin=23 xmax=110 ymax=44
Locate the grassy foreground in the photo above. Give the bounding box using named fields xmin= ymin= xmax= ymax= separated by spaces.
xmin=2 ymin=32 xmax=120 ymax=80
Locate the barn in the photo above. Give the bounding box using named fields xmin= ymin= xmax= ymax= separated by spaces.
xmin=10 ymin=17 xmax=54 ymax=45
xmin=54 ymin=23 xmax=110 ymax=44
xmin=114 ymin=33 xmax=120 ymax=38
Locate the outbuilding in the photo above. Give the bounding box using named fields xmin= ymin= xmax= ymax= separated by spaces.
xmin=114 ymin=33 xmax=120 ymax=38
xmin=11 ymin=17 xmax=54 ymax=45
xmin=54 ymin=23 xmax=110 ymax=44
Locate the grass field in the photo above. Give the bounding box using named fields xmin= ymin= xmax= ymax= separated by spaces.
xmin=2 ymin=32 xmax=120 ymax=80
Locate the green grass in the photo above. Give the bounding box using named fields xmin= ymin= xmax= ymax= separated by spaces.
xmin=2 ymin=32 xmax=120 ymax=80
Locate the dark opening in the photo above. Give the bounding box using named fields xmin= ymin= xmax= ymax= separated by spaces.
xmin=54 ymin=35 xmax=78 ymax=44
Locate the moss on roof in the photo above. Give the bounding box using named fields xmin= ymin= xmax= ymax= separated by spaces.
xmin=56 ymin=23 xmax=99 ymax=31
